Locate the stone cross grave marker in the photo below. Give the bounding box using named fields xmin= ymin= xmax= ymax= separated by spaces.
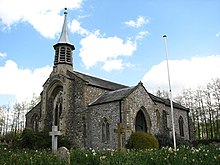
xmin=49 ymin=126 xmax=62 ymax=153
xmin=114 ymin=123 xmax=125 ymax=151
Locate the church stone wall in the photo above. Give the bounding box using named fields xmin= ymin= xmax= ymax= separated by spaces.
xmin=162 ymin=104 xmax=190 ymax=140
xmin=25 ymin=103 xmax=41 ymax=129
xmin=124 ymin=84 xmax=159 ymax=136
xmin=173 ymin=108 xmax=190 ymax=140
xmin=84 ymin=85 xmax=108 ymax=105
xmin=89 ymin=102 xmax=120 ymax=149
xmin=65 ymin=75 xmax=87 ymax=148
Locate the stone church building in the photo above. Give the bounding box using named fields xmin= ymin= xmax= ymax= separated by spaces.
xmin=26 ymin=10 xmax=192 ymax=149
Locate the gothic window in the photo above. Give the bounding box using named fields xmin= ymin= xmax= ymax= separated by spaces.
xmin=156 ymin=110 xmax=160 ymax=127
xmin=53 ymin=91 xmax=63 ymax=126
xmin=135 ymin=110 xmax=147 ymax=132
xmin=179 ymin=116 xmax=184 ymax=137
xmin=102 ymin=118 xmax=110 ymax=142
xmin=31 ymin=113 xmax=39 ymax=132
xmin=162 ymin=110 xmax=168 ymax=129
xmin=54 ymin=105 xmax=59 ymax=126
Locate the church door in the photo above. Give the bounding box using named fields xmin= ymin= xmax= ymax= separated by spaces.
xmin=135 ymin=110 xmax=147 ymax=132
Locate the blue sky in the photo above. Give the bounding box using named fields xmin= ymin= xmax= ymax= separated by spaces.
xmin=0 ymin=0 xmax=220 ymax=106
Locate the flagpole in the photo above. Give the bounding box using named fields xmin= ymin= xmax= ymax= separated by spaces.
xmin=163 ymin=35 xmax=176 ymax=150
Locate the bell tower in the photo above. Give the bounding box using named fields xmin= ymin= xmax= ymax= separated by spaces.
xmin=53 ymin=8 xmax=75 ymax=73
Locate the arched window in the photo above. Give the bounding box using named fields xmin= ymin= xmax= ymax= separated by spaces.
xmin=102 ymin=118 xmax=110 ymax=142
xmin=178 ymin=116 xmax=184 ymax=137
xmin=53 ymin=91 xmax=63 ymax=126
xmin=135 ymin=110 xmax=147 ymax=132
xmin=156 ymin=110 xmax=160 ymax=127
xmin=162 ymin=110 xmax=167 ymax=129
xmin=31 ymin=113 xmax=39 ymax=132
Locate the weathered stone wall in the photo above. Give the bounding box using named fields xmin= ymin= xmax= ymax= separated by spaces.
xmin=155 ymin=102 xmax=170 ymax=136
xmin=174 ymin=107 xmax=190 ymax=140
xmin=25 ymin=103 xmax=41 ymax=129
xmin=89 ymin=102 xmax=120 ymax=149
xmin=124 ymin=84 xmax=159 ymax=136
xmin=65 ymin=74 xmax=86 ymax=148
xmin=162 ymin=104 xmax=190 ymax=140
xmin=39 ymin=73 xmax=65 ymax=131
xmin=85 ymin=85 xmax=108 ymax=105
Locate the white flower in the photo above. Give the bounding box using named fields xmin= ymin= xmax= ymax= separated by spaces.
xmin=100 ymin=156 xmax=106 ymax=160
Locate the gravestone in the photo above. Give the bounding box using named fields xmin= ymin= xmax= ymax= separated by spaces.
xmin=57 ymin=146 xmax=70 ymax=165
xmin=49 ymin=126 xmax=62 ymax=153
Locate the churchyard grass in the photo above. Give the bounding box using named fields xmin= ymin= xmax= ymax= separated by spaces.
xmin=0 ymin=144 xmax=65 ymax=165
xmin=1 ymin=144 xmax=219 ymax=165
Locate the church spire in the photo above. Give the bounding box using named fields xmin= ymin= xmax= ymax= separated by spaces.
xmin=53 ymin=8 xmax=75 ymax=71
xmin=58 ymin=8 xmax=71 ymax=44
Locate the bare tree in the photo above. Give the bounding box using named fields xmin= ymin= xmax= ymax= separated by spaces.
xmin=209 ymin=78 xmax=220 ymax=139
xmin=0 ymin=106 xmax=5 ymax=135
xmin=12 ymin=102 xmax=28 ymax=134
xmin=28 ymin=93 xmax=40 ymax=111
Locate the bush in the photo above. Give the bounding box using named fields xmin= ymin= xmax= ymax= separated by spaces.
xmin=155 ymin=134 xmax=173 ymax=148
xmin=192 ymin=139 xmax=220 ymax=147
xmin=18 ymin=129 xmax=74 ymax=150
xmin=126 ymin=131 xmax=159 ymax=150
xmin=176 ymin=136 xmax=192 ymax=147
xmin=156 ymin=134 xmax=192 ymax=148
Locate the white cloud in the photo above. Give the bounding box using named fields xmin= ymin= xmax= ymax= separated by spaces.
xmin=79 ymin=33 xmax=136 ymax=69
xmin=102 ymin=60 xmax=124 ymax=72
xmin=0 ymin=0 xmax=83 ymax=38
xmin=216 ymin=32 xmax=220 ymax=37
xmin=0 ymin=52 xmax=7 ymax=58
xmin=0 ymin=60 xmax=52 ymax=103
xmin=69 ymin=19 xmax=89 ymax=36
xmin=136 ymin=31 xmax=150 ymax=41
xmin=142 ymin=55 xmax=220 ymax=96
xmin=125 ymin=16 xmax=149 ymax=28
xmin=69 ymin=16 xmax=148 ymax=72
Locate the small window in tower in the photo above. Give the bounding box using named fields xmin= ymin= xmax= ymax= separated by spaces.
xmin=66 ymin=48 xmax=72 ymax=63
xmin=54 ymin=48 xmax=59 ymax=64
xmin=60 ymin=47 xmax=65 ymax=62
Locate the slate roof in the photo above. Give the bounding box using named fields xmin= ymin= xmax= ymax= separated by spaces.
xmin=67 ymin=70 xmax=189 ymax=111
xmin=90 ymin=86 xmax=136 ymax=106
xmin=25 ymin=102 xmax=41 ymax=116
xmin=68 ymin=70 xmax=128 ymax=91
xmin=164 ymin=99 xmax=189 ymax=111
xmin=148 ymin=93 xmax=189 ymax=111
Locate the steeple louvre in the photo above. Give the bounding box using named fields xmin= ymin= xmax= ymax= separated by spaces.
xmin=53 ymin=8 xmax=75 ymax=69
